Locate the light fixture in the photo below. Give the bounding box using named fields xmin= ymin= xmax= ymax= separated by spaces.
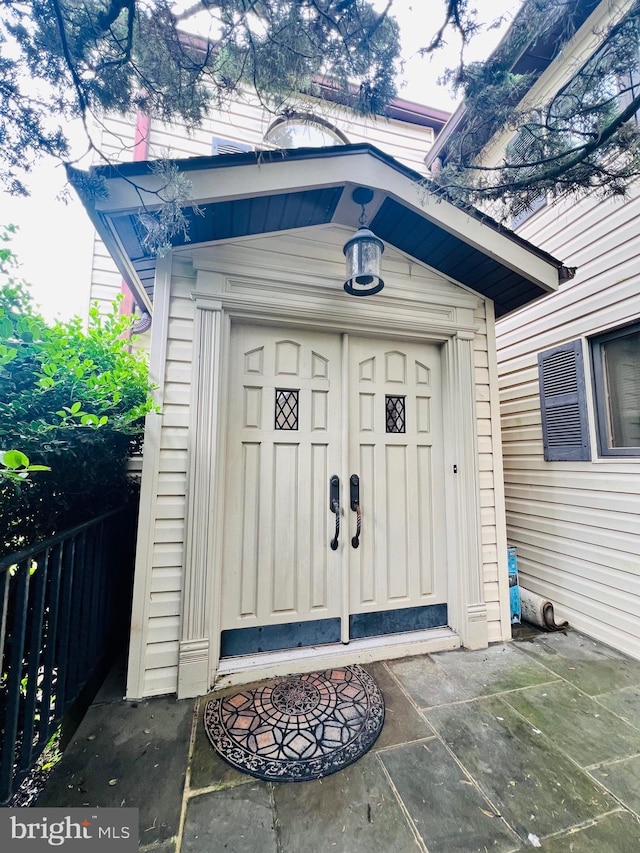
xmin=343 ymin=187 xmax=384 ymax=296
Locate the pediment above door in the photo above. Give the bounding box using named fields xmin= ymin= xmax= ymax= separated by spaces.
xmin=70 ymin=144 xmax=570 ymax=319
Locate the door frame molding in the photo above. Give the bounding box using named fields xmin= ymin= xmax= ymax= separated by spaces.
xmin=177 ymin=263 xmax=488 ymax=698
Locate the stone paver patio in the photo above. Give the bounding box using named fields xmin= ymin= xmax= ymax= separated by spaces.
xmin=38 ymin=628 xmax=640 ymax=852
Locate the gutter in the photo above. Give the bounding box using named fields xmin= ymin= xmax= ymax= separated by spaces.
xmin=127 ymin=109 xmax=152 ymax=333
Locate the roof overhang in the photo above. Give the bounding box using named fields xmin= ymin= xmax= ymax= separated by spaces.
xmin=70 ymin=144 xmax=568 ymax=318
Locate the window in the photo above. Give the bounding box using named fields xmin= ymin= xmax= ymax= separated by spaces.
xmin=507 ymin=126 xmax=547 ymax=229
xmin=385 ymin=396 xmax=406 ymax=433
xmin=591 ymin=322 xmax=640 ymax=456
xmin=617 ymin=64 xmax=640 ymax=127
xmin=264 ymin=113 xmax=348 ymax=149
xmin=275 ymin=389 xmax=299 ymax=430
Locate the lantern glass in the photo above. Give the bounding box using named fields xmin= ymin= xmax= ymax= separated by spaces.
xmin=343 ymin=227 xmax=384 ymax=296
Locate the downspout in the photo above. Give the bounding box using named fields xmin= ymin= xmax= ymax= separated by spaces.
xmin=122 ymin=108 xmax=152 ymax=335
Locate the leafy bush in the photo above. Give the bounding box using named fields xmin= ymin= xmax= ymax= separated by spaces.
xmin=0 ymin=227 xmax=156 ymax=554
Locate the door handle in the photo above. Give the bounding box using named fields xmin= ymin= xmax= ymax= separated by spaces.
xmin=329 ymin=474 xmax=340 ymax=550
xmin=350 ymin=474 xmax=361 ymax=549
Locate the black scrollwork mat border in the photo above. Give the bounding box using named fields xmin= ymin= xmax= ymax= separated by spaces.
xmin=203 ymin=665 xmax=385 ymax=782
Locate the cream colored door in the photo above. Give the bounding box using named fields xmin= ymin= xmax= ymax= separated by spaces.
xmin=221 ymin=325 xmax=344 ymax=652
xmin=221 ymin=325 xmax=447 ymax=656
xmin=347 ymin=337 xmax=447 ymax=631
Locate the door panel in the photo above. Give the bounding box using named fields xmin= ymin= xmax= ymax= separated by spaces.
xmin=222 ymin=325 xmax=343 ymax=632
xmin=348 ymin=337 xmax=446 ymax=616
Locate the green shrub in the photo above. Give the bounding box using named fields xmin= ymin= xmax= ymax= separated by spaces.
xmin=0 ymin=227 xmax=156 ymax=554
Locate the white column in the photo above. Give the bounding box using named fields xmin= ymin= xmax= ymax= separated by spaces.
xmin=449 ymin=330 xmax=488 ymax=650
xmin=178 ymin=300 xmax=223 ymax=698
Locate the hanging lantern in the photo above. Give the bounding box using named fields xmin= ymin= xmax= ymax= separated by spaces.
xmin=343 ymin=187 xmax=384 ymax=296
xmin=343 ymin=227 xmax=385 ymax=296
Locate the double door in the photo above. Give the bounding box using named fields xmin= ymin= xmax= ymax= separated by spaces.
xmin=220 ymin=324 xmax=447 ymax=656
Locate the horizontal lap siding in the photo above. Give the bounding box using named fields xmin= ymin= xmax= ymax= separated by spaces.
xmin=497 ymin=187 xmax=640 ymax=661
xmin=107 ymin=93 xmax=435 ymax=179
xmin=89 ymin=117 xmax=137 ymax=310
xmin=90 ymin=236 xmax=125 ymax=315
xmin=474 ymin=305 xmax=508 ymax=643
xmin=142 ymin=268 xmax=195 ymax=696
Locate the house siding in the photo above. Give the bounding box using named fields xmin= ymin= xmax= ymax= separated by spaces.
xmin=496 ymin=186 xmax=640 ymax=662
xmin=131 ymin=231 xmax=508 ymax=696
xmin=127 ymin=259 xmax=196 ymax=697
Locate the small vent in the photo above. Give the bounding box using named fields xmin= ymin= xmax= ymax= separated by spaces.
xmin=507 ymin=128 xmax=547 ymax=229
xmin=211 ymin=137 xmax=253 ymax=156
xmin=510 ymin=193 xmax=546 ymax=230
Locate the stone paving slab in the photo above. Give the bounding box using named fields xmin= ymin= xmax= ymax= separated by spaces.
xmin=181 ymin=785 xmax=277 ymax=853
xmin=388 ymin=644 xmax=559 ymax=709
xmin=189 ymin=698 xmax=254 ymax=792
xmin=379 ymin=739 xmax=519 ymax=853
xmin=590 ymin=755 xmax=640 ymax=814
xmin=386 ymin=653 xmax=470 ymax=707
xmin=37 ymin=696 xmax=194 ymax=849
xmin=427 ymin=694 xmax=616 ymax=843
xmin=272 ymin=752 xmax=420 ymax=853
xmin=516 ymin=632 xmax=640 ymax=696
xmin=502 ymin=681 xmax=640 ymax=767
xmin=366 ymin=662 xmax=435 ymax=750
xmin=427 ymin=644 xmax=561 ymax=699
xmin=596 ymin=685 xmax=640 ymax=729
xmin=32 ymin=630 xmax=640 ymax=853
xmin=534 ymin=811 xmax=640 ymax=852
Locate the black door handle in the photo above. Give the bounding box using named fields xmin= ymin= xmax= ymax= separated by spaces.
xmin=329 ymin=475 xmax=340 ymax=550
xmin=350 ymin=474 xmax=361 ymax=549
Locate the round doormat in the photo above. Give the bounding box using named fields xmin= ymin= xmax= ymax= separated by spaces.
xmin=203 ymin=665 xmax=385 ymax=782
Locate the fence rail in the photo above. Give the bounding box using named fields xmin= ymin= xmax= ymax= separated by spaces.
xmin=0 ymin=506 xmax=136 ymax=804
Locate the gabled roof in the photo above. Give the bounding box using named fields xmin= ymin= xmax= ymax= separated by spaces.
xmin=70 ymin=143 xmax=569 ymax=318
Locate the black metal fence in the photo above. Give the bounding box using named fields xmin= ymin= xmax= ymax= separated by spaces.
xmin=0 ymin=506 xmax=136 ymax=804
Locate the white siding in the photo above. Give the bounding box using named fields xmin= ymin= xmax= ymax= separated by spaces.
xmin=127 ymin=258 xmax=195 ymax=698
xmin=496 ymin=185 xmax=640 ymax=662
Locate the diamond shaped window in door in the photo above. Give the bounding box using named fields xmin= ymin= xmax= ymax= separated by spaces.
xmin=275 ymin=389 xmax=299 ymax=430
xmin=386 ymin=395 xmax=406 ymax=433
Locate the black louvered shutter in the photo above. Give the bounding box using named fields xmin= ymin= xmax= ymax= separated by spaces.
xmin=538 ymin=340 xmax=591 ymax=461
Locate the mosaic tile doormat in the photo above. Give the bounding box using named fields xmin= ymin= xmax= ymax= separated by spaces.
xmin=203 ymin=665 xmax=385 ymax=782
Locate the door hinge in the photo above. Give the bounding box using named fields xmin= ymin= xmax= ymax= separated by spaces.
xmin=453 ymin=464 xmax=458 ymax=474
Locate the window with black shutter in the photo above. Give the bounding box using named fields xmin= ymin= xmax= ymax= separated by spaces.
xmin=538 ymin=340 xmax=591 ymax=461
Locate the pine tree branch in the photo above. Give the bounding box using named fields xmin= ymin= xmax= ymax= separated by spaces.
xmin=49 ymin=0 xmax=89 ymax=117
